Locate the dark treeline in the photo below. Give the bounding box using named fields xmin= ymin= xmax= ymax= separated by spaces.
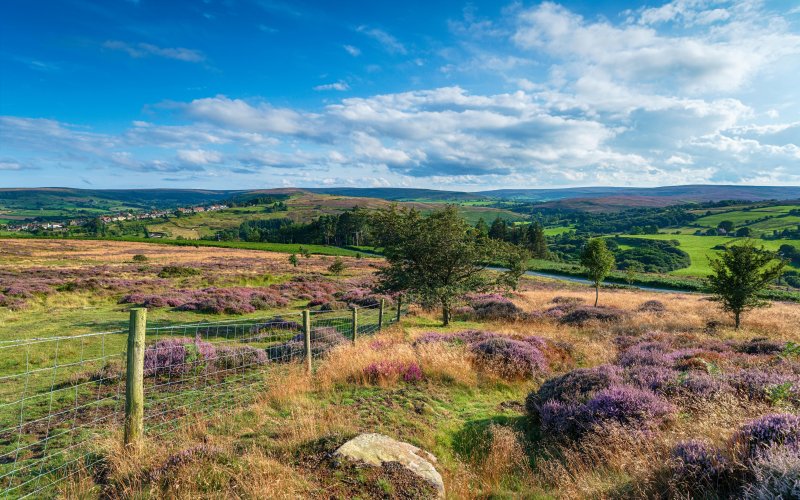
xmin=206 ymin=207 xmax=374 ymax=246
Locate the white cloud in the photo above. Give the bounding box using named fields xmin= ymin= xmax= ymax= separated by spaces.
xmin=313 ymin=81 xmax=350 ymax=91
xmin=177 ymin=149 xmax=222 ymax=165
xmin=182 ymin=95 xmax=310 ymax=135
xmin=356 ymin=26 xmax=407 ymax=55
xmin=343 ymin=44 xmax=361 ymax=56
xmin=103 ymin=40 xmax=206 ymax=62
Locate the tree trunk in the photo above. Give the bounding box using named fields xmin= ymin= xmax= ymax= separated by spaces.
xmin=735 ymin=311 xmax=741 ymax=329
xmin=594 ymin=285 xmax=599 ymax=307
xmin=442 ymin=301 xmax=450 ymax=326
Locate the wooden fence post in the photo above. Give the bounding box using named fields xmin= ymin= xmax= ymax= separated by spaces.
xmin=303 ymin=310 xmax=312 ymax=375
xmin=396 ymin=294 xmax=402 ymax=323
xmin=351 ymin=306 xmax=359 ymax=344
xmin=378 ymin=299 xmax=385 ymax=331
xmin=124 ymin=308 xmax=146 ymax=448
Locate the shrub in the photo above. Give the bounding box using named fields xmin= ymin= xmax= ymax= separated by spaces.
xmin=638 ymin=300 xmax=666 ymax=313
xmin=474 ymin=299 xmax=524 ymax=321
xmin=470 ymin=337 xmax=548 ymax=379
xmin=559 ymin=306 xmax=627 ymax=325
xmin=737 ymin=338 xmax=785 ymax=355
xmin=675 ymin=372 xmax=730 ymax=399
xmin=744 ymin=445 xmax=800 ymax=499
xmin=726 ymin=369 xmax=800 ymax=403
xmin=363 ymin=361 xmax=424 ymax=384
xmin=157 ymin=266 xmax=201 ymax=278
xmin=413 ymin=330 xmax=498 ymax=346
xmin=617 ymin=341 xmax=673 ymax=367
xmin=267 ymin=326 xmax=348 ymax=361
xmin=670 ymin=440 xmax=731 ymax=493
xmin=626 ymin=367 xmax=675 ymax=394
xmin=132 ymin=254 xmax=149 ymax=262
xmin=736 ymin=414 xmax=800 ymax=460
xmin=529 ymin=365 xmax=623 ymax=414
xmin=551 ymin=296 xmax=584 ymax=305
xmin=144 ymin=336 xmax=216 ymax=377
xmin=584 ymin=385 xmax=675 ymax=430
xmin=214 ymin=345 xmax=267 ymax=371
xmin=327 ymin=257 xmax=346 ymax=275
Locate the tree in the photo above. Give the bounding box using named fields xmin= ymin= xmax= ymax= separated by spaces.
xmin=373 ymin=205 xmax=502 ymax=325
xmin=707 ymin=241 xmax=786 ymax=328
xmin=327 ymin=257 xmax=346 ymax=275
xmin=488 ymin=217 xmax=507 ymax=240
xmin=526 ymin=222 xmax=548 ymax=258
xmin=475 ymin=218 xmax=489 ymax=238
xmin=718 ymin=220 xmax=735 ymax=233
xmin=735 ymin=227 xmax=752 ymax=237
xmin=580 ymin=238 xmax=615 ymax=306
xmin=499 ymin=244 xmax=531 ymax=291
xmin=288 ymin=254 xmax=298 ymax=267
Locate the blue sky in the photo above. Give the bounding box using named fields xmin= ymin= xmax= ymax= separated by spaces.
xmin=1 ymin=0 xmax=799 ymax=190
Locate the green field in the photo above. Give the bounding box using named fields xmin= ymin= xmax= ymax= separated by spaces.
xmin=620 ymin=234 xmax=800 ymax=276
xmin=690 ymin=204 xmax=800 ymax=236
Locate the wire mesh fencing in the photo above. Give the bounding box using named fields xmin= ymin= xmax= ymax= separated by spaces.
xmin=0 ymin=296 xmax=403 ymax=498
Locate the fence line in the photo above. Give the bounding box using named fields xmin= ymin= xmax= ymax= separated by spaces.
xmin=0 ymin=296 xmax=406 ymax=498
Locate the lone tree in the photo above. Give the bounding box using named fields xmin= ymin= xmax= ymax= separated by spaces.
xmin=526 ymin=222 xmax=549 ymax=259
xmin=707 ymin=241 xmax=785 ymax=328
xmin=581 ymin=238 xmax=615 ymax=306
xmin=373 ymin=205 xmax=504 ymax=325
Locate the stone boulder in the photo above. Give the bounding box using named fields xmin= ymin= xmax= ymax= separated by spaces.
xmin=333 ymin=433 xmax=444 ymax=497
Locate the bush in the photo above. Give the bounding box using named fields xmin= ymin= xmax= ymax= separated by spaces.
xmin=157 ymin=266 xmax=201 ymax=278
xmin=736 ymin=414 xmax=800 ymax=460
xmin=267 ymin=326 xmax=348 ymax=361
xmin=472 ymin=298 xmax=524 ymax=321
xmin=585 ymin=385 xmax=675 ymax=430
xmin=675 ymin=372 xmax=730 ymax=399
xmin=637 ymin=300 xmax=666 ymax=313
xmin=529 ymin=365 xmax=623 ymax=414
xmin=744 ymin=445 xmax=800 ymax=499
xmin=470 ymin=337 xmax=548 ymax=379
xmin=214 ymin=345 xmax=267 ymax=370
xmin=539 ymin=385 xmax=675 ymax=438
xmin=132 ymin=254 xmax=149 ymax=262
xmin=737 ymin=338 xmax=785 ymax=355
xmin=559 ymin=306 xmax=627 ymax=325
xmin=327 ymin=257 xmax=346 ymax=275
xmin=625 ymin=365 xmax=677 ymax=392
xmin=670 ymin=440 xmax=732 ymax=494
xmin=144 ymin=337 xmax=216 ymax=377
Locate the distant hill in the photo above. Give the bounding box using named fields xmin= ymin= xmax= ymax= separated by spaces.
xmin=305 ymin=187 xmax=486 ymax=202
xmin=478 ymin=185 xmax=800 ymax=203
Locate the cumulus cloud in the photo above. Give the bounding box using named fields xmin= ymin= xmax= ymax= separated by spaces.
xmin=103 ymin=40 xmax=206 ymax=62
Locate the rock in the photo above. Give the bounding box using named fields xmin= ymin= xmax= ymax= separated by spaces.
xmin=334 ymin=433 xmax=444 ymax=497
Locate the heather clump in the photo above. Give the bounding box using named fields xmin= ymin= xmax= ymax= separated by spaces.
xmin=669 ymin=440 xmax=732 ymax=494
xmin=362 ymin=360 xmax=424 ymax=385
xmin=528 ymin=365 xmax=624 ymax=414
xmin=736 ymin=337 xmax=786 ymax=355
xmin=267 ymin=326 xmax=348 ymax=361
xmin=674 ymin=371 xmax=730 ymax=399
xmin=214 ymin=345 xmax=268 ymax=371
xmin=638 ymin=300 xmax=666 ymax=313
xmin=736 ymin=414 xmax=800 ymax=460
xmin=538 ymin=385 xmax=675 ymax=438
xmin=466 ymin=293 xmax=524 ymax=321
xmin=559 ymin=306 xmax=627 ymax=325
xmin=470 ymin=337 xmax=548 ymax=379
xmin=744 ymin=445 xmax=800 ymax=499
xmin=413 ymin=330 xmax=498 ymax=346
xmin=726 ymin=369 xmax=800 ymax=403
xmin=122 ymin=287 xmax=289 ymax=314
xmin=143 ymin=336 xmax=217 ymax=377
xmin=624 ymin=364 xmax=677 ymax=392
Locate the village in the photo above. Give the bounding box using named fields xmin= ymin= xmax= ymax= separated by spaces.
xmin=3 ymin=203 xmax=228 ymax=233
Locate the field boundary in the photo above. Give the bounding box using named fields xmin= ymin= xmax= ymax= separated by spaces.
xmin=0 ymin=297 xmax=405 ymax=498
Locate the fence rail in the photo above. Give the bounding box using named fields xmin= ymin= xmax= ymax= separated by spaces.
xmin=0 ymin=297 xmax=405 ymax=498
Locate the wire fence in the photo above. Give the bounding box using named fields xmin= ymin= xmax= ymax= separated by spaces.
xmin=0 ymin=297 xmax=405 ymax=498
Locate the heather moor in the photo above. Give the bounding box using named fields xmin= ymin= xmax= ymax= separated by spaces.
xmin=2 ymin=0 xmax=800 ymax=498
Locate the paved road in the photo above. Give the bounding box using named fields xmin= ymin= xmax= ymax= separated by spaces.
xmin=488 ymin=267 xmax=698 ymax=295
